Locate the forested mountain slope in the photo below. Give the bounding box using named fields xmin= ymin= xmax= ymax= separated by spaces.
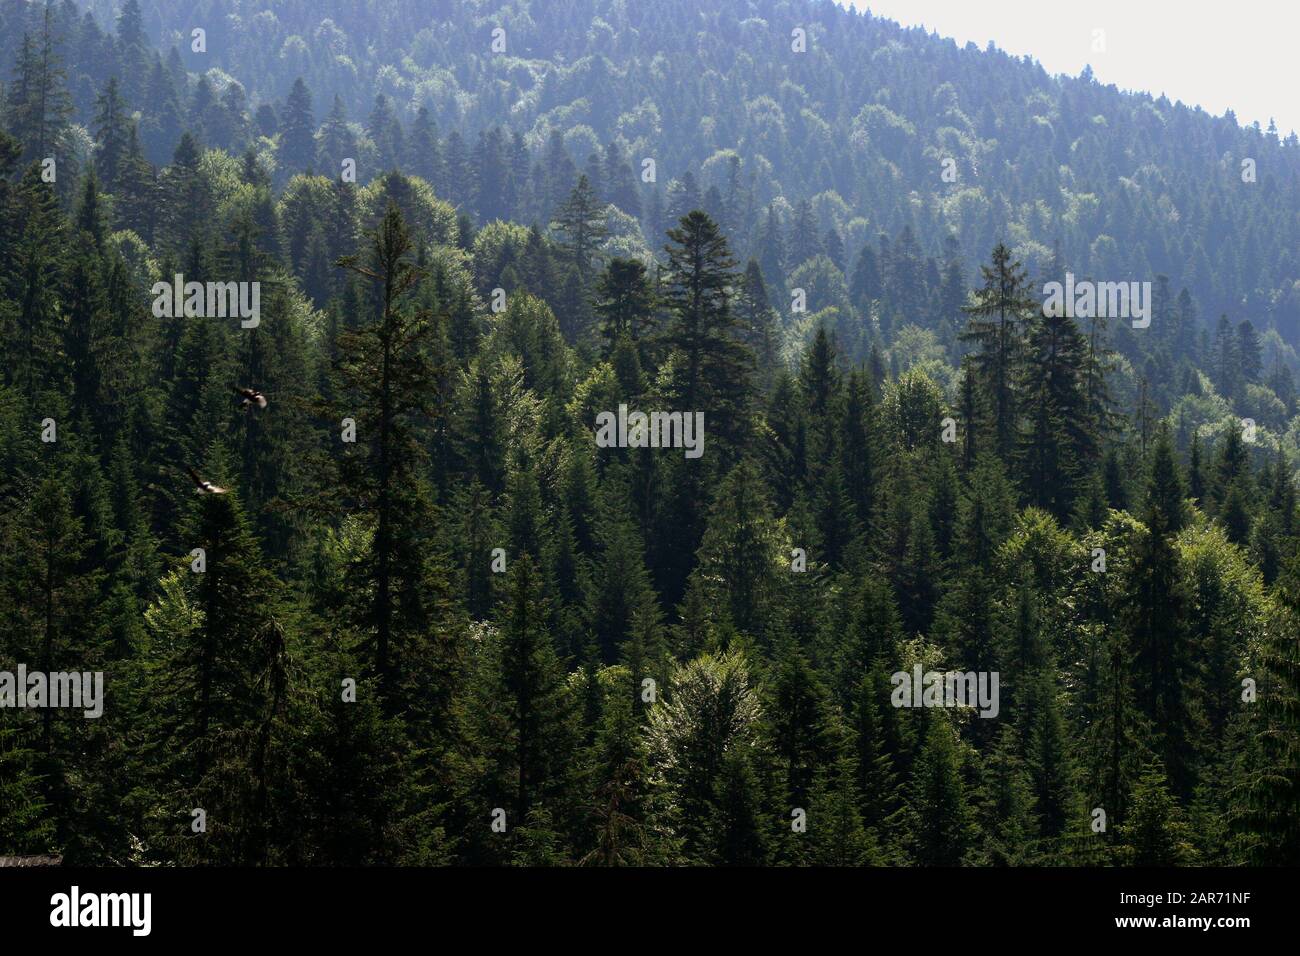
xmin=15 ymin=0 xmax=1299 ymax=340
xmin=0 ymin=0 xmax=1297 ymax=867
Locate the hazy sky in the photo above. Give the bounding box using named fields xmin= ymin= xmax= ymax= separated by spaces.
xmin=843 ymin=0 xmax=1299 ymax=137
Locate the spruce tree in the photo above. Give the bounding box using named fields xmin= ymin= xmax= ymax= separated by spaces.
xmin=551 ymin=174 xmax=607 ymax=341
xmin=279 ymin=77 xmax=316 ymax=175
xmin=334 ymin=202 xmax=445 ymax=700
xmin=961 ymin=243 xmax=1035 ymax=461
xmin=594 ymin=257 xmax=655 ymax=356
xmin=661 ymin=210 xmax=754 ymax=460
xmin=911 ymin=716 xmax=970 ymax=865
xmin=92 ymin=77 xmax=131 ymax=191
xmin=1018 ymin=300 xmax=1095 ymax=518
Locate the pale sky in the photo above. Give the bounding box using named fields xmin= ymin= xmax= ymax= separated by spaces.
xmin=844 ymin=0 xmax=1299 ymax=137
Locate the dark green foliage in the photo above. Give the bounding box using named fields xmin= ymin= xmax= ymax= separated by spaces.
xmin=0 ymin=0 xmax=1294 ymax=871
xmin=961 ymin=244 xmax=1035 ymax=462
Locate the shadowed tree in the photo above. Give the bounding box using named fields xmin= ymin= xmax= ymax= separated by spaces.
xmin=333 ymin=202 xmax=446 ymax=702
xmin=961 ymin=244 xmax=1035 ymax=462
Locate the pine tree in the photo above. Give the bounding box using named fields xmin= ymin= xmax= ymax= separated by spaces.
xmin=4 ymin=473 xmax=105 ymax=851
xmin=1145 ymin=424 xmax=1187 ymax=535
xmin=113 ymin=0 xmax=151 ymax=105
xmin=1211 ymin=315 xmax=1241 ymax=401
xmin=334 ymin=202 xmax=445 ymax=700
xmin=594 ymin=257 xmax=655 ymax=356
xmin=734 ymin=259 xmax=780 ymax=392
xmin=133 ymin=451 xmax=288 ymax=860
xmin=956 ymin=357 xmax=980 ymax=470
xmin=789 ymin=199 xmax=822 ymax=267
xmin=661 ymin=210 xmax=753 ymax=460
xmin=6 ymin=5 xmax=74 ymax=170
xmin=1237 ymin=320 xmax=1262 ymax=384
xmin=644 ymin=650 xmax=762 ymax=861
xmin=551 ymin=174 xmax=607 ymax=340
xmin=407 ymin=106 xmax=445 ymax=194
xmin=63 ymin=226 xmax=108 ymax=426
xmin=1118 ymin=760 xmax=1196 ymax=865
xmin=911 ymin=716 xmax=970 ymax=865
xmin=279 ymin=77 xmax=316 ymax=175
xmin=3 ymin=164 xmax=67 ymax=395
xmin=755 ymin=205 xmax=786 ymax=293
xmin=1229 ymin=551 xmax=1300 ymax=863
xmin=455 ymin=364 xmax=507 ymax=497
xmin=581 ymin=679 xmax=665 ymax=865
xmin=1129 ymin=426 xmax=1195 ymax=795
xmin=498 ymin=555 xmax=577 ymax=834
xmin=139 ymin=55 xmax=182 ymax=165
xmin=961 ymin=243 xmax=1034 ymax=461
xmin=158 ymin=133 xmax=214 ymax=252
xmin=694 ymin=460 xmax=783 ymax=639
xmin=585 ymin=489 xmax=656 ymax=662
xmin=851 ymin=667 xmax=907 ymax=847
xmin=979 ymin=725 xmax=1039 ymax=864
xmin=114 ymin=122 xmax=155 ymax=239
xmin=1213 ymin=423 xmax=1251 ymax=510
xmin=92 ymin=77 xmax=131 ymax=192
xmin=1080 ymin=622 xmax=1150 ymax=832
xmin=369 ymin=95 xmax=406 ymax=174
xmin=767 ymin=644 xmax=839 ymax=815
xmin=299 ymin=660 xmax=411 ymax=864
xmin=1018 ymin=299 xmax=1095 ymax=518
xmin=0 ymin=718 xmax=55 ymax=854
xmin=602 ymin=141 xmax=641 ymax=219
xmin=850 ymin=243 xmax=882 ymax=312
xmin=317 ymin=95 xmax=357 ymax=180
xmin=1022 ymin=664 xmax=1076 ymax=841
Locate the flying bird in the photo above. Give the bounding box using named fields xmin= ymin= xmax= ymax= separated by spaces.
xmin=185 ymin=466 xmax=227 ymax=495
xmin=235 ymin=386 xmax=267 ymax=410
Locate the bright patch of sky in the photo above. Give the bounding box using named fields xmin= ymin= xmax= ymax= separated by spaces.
xmin=843 ymin=0 xmax=1298 ymax=137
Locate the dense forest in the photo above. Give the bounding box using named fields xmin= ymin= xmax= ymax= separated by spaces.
xmin=0 ymin=0 xmax=1298 ymax=867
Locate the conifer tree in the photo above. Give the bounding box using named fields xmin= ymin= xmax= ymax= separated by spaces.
xmin=3 ymin=164 xmax=67 ymax=395
xmin=1128 ymin=426 xmax=1195 ymax=794
xmin=661 ymin=210 xmax=754 ymax=460
xmin=586 ymin=491 xmax=657 ymax=663
xmin=979 ymin=725 xmax=1039 ymax=865
xmin=961 ymin=243 xmax=1034 ymax=461
xmin=334 ymin=202 xmax=444 ymax=700
xmin=645 ymin=650 xmax=762 ymax=861
xmin=317 ymin=95 xmax=357 ymax=180
xmin=911 ymin=716 xmax=970 ymax=865
xmin=594 ymin=257 xmax=655 ymax=356
xmin=551 ymin=174 xmax=607 ymax=341
xmin=1018 ymin=300 xmax=1094 ymax=518
xmin=498 ymin=555 xmax=578 ymax=833
xmin=734 ymin=259 xmax=780 ymax=392
xmin=279 ymin=77 xmax=316 ymax=175
xmin=694 ymin=459 xmax=783 ymax=639
xmin=92 ymin=77 xmax=131 ymax=191
xmin=6 ymin=5 xmax=74 ymax=170
xmin=1230 ymin=552 xmax=1300 ymax=863
xmin=1118 ymin=760 xmax=1197 ymax=865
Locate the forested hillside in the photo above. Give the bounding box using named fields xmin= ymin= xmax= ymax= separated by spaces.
xmin=0 ymin=0 xmax=1297 ymax=866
